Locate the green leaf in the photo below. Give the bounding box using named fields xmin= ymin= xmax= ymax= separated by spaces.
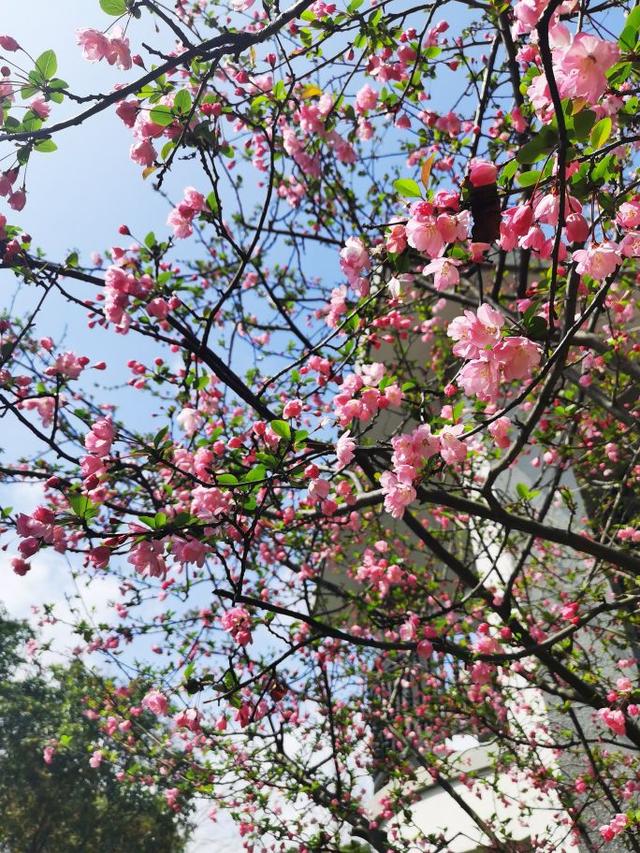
xmin=217 ymin=473 xmax=239 ymax=486
xmin=619 ymin=5 xmax=640 ymax=50
xmin=153 ymin=424 xmax=169 ymax=446
xmin=149 ymin=105 xmax=175 ymax=127
xmin=100 ymin=0 xmax=128 ymax=14
xmin=573 ymin=109 xmax=596 ymax=142
xmin=35 ymin=50 xmax=57 ymax=81
xmin=271 ymin=419 xmax=292 ymax=440
xmin=498 ymin=159 xmax=518 ymax=185
xmin=293 ymin=429 xmax=308 ymax=448
xmin=523 ymin=315 xmax=547 ymax=341
xmin=590 ymin=116 xmax=612 ymax=149
xmin=206 ymin=191 xmax=219 ymax=213
xmin=517 ymin=169 xmax=543 ymax=187
xmin=173 ymin=89 xmax=192 ymax=114
xmin=516 ymin=126 xmax=557 ymax=164
xmin=273 ymin=80 xmax=287 ymax=102
xmin=347 ymin=0 xmax=364 ymax=10
xmin=34 ymin=139 xmax=57 ymax=153
xmin=68 ymin=495 xmax=99 ymax=522
xmin=244 ymin=464 xmax=267 ymax=484
xmin=393 ymin=178 xmax=422 ymax=198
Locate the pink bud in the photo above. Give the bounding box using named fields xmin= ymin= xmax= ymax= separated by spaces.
xmin=468 ymin=158 xmax=497 ymax=188
xmin=0 ymin=35 xmax=20 ymax=51
xmin=565 ymin=213 xmax=589 ymax=243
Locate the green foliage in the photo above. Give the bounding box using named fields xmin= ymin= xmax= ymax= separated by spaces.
xmin=392 ymin=178 xmax=422 ymax=198
xmin=100 ymin=0 xmax=128 ymax=14
xmin=0 ymin=614 xmax=191 ymax=853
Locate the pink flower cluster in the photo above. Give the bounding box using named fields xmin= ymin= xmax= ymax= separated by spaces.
xmin=447 ymin=304 xmax=540 ymax=403
xmin=167 ymin=187 xmax=207 ymax=239
xmin=599 ymin=813 xmax=628 ymax=843
xmin=404 ymin=199 xmax=469 ymax=259
xmin=381 ymin=423 xmax=467 ymax=519
xmin=0 ymin=168 xmax=25 ymax=211
xmin=220 ymin=606 xmax=253 ymax=646
xmin=339 ymin=237 xmax=370 ymax=295
xmin=15 ymin=506 xmax=65 ymax=561
xmin=355 ymin=543 xmax=417 ymax=597
xmin=76 ymin=28 xmax=132 ymax=70
xmin=45 ymin=351 xmax=89 ymax=380
xmin=333 ymin=363 xmax=402 ymax=427
xmin=85 ymin=417 xmax=114 ymax=457
xmin=128 ymin=538 xmax=166 ymax=578
xmin=524 ymin=25 xmax=619 ymax=118
xmin=142 ymin=689 xmax=169 ymax=716
xmin=499 ymin=191 xmax=584 ymax=261
xmin=104 ymin=266 xmax=153 ymax=333
xmin=598 ymin=706 xmax=626 ymax=737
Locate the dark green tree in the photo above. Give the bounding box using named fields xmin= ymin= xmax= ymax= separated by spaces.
xmin=0 ymin=612 xmax=192 ymax=853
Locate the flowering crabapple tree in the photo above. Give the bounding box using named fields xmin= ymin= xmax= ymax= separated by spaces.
xmin=1 ymin=0 xmax=640 ymax=849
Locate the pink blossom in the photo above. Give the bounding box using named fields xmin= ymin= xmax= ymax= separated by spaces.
xmin=282 ymin=398 xmax=303 ymax=419
xmin=76 ymin=29 xmax=110 ymax=62
xmin=128 ymin=540 xmax=166 ymax=578
xmin=147 ymin=297 xmax=170 ymax=319
xmin=599 ymin=814 xmax=628 ymax=842
xmin=221 ymin=606 xmax=253 ymax=646
xmin=494 ymin=337 xmax=541 ymax=381
xmin=43 ymin=745 xmax=56 ymax=764
xmin=598 ymin=707 xmax=626 ymax=736
xmin=167 ymin=188 xmax=207 ymax=239
xmin=573 ymin=241 xmax=621 ymax=280
xmin=439 ymin=424 xmax=467 ymax=464
xmin=617 ymin=200 xmax=640 ymax=228
xmin=488 ymin=416 xmax=512 ymax=449
xmin=405 ymin=217 xmax=444 ymax=258
xmin=620 ymin=232 xmax=640 ymax=258
xmin=457 ymin=357 xmax=501 ymax=402
xmin=336 ymin=430 xmax=356 ymax=469
xmin=355 ymin=84 xmax=378 ymax=113
xmin=174 ymin=707 xmax=201 ymax=732
xmin=116 ymin=99 xmax=139 ymax=127
xmin=11 ymin=555 xmax=31 ymax=575
xmin=30 ymin=97 xmax=50 ymax=120
xmin=130 ymin=139 xmax=156 ymax=166
xmin=176 ymin=406 xmax=203 ymax=436
xmin=106 ymin=31 xmax=132 ymax=70
xmin=340 ymin=237 xmax=370 ymax=285
xmin=447 ymin=304 xmax=504 ymax=360
xmin=513 ymin=0 xmax=549 ymax=34
xmin=142 ymin=689 xmax=169 ymax=716
xmin=85 ymin=417 xmax=114 ymax=457
xmin=8 ymin=189 xmax=26 ymax=211
xmin=190 ymin=486 xmax=233 ymax=519
xmin=399 ymin=613 xmax=420 ymax=641
xmin=380 ymin=470 xmax=416 ymax=519
xmin=557 ymin=33 xmax=620 ymax=105
xmin=89 ymin=750 xmax=103 ymax=768
xmin=422 ymin=256 xmax=461 ymax=291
